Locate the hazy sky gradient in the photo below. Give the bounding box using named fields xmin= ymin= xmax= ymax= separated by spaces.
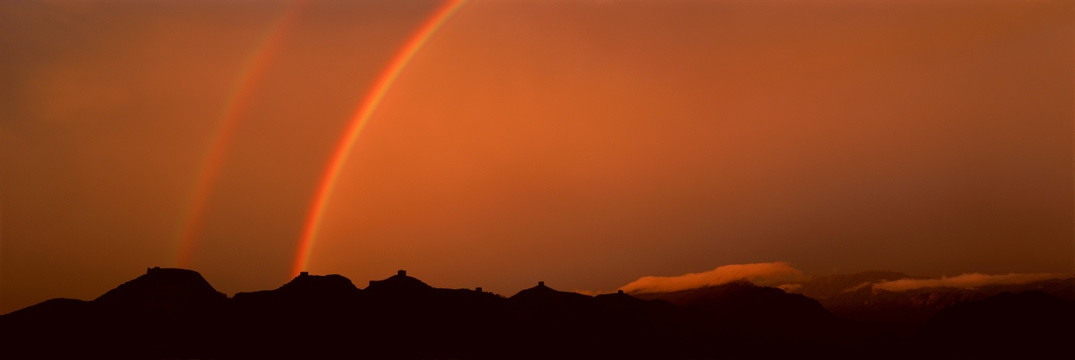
xmin=2 ymin=0 xmax=1072 ymax=313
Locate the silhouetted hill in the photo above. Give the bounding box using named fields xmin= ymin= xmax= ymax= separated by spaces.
xmin=0 ymin=297 xmax=90 ymax=320
xmin=977 ymin=276 xmax=1075 ymax=299
xmin=819 ymin=283 xmax=973 ymax=325
xmin=364 ymin=269 xmax=433 ymax=294
xmin=508 ymin=281 xmax=592 ymax=307
xmin=502 ymin=282 xmax=604 ymax=357
xmin=593 ymin=290 xmax=677 ymax=315
xmin=813 ymin=275 xmax=1075 ymax=325
xmin=592 ymin=291 xmax=689 ymax=358
xmin=919 ymin=291 xmax=1075 ymax=357
xmin=95 ymin=267 xmax=226 ymax=309
xmin=3 ymin=268 xmax=1072 ymax=359
xmin=227 ymin=272 xmax=364 ymax=357
xmin=356 ymin=271 xmax=503 ymax=359
xmin=232 ymin=272 xmax=359 ymax=305
xmin=1 ymin=267 xmax=228 ymax=358
xmin=630 ymin=280 xmax=845 ymax=357
xmin=632 ymin=280 xmax=832 ymax=326
xmin=0 ymin=298 xmax=98 ymax=358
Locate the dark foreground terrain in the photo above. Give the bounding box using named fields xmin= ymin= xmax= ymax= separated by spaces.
xmin=2 ymin=268 xmax=1073 ymax=359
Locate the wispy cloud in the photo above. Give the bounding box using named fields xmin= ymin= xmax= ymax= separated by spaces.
xmin=873 ymin=273 xmax=1070 ymax=292
xmin=620 ymin=262 xmax=806 ymax=294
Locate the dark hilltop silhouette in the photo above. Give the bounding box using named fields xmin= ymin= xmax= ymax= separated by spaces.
xmin=2 ymin=267 xmax=1073 ymax=359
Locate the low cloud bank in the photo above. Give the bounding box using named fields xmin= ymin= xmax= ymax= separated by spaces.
xmin=873 ymin=273 xmax=1070 ymax=292
xmin=620 ymin=262 xmax=806 ymax=294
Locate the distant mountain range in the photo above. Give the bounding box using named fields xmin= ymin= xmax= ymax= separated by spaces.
xmin=782 ymin=271 xmax=1075 ymax=325
xmin=2 ymin=268 xmax=1073 ymax=359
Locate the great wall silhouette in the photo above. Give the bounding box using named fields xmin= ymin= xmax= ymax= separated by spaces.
xmin=2 ymin=267 xmax=1073 ymax=359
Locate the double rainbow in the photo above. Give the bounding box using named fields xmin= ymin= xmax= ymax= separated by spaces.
xmin=173 ymin=0 xmax=467 ymax=275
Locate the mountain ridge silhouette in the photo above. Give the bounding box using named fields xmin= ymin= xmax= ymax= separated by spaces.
xmin=2 ymin=267 xmax=1073 ymax=359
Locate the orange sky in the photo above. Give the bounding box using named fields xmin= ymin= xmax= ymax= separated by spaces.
xmin=1 ymin=0 xmax=1072 ymax=313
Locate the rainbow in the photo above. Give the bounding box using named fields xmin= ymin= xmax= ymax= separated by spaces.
xmin=174 ymin=0 xmax=309 ymax=268
xmin=291 ymin=0 xmax=468 ymax=277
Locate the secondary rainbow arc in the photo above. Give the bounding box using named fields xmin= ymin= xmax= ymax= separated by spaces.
xmin=174 ymin=0 xmax=309 ymax=267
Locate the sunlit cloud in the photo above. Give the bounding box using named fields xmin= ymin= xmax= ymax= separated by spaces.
xmin=620 ymin=262 xmax=806 ymax=294
xmin=872 ymin=273 xmax=1071 ymax=292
